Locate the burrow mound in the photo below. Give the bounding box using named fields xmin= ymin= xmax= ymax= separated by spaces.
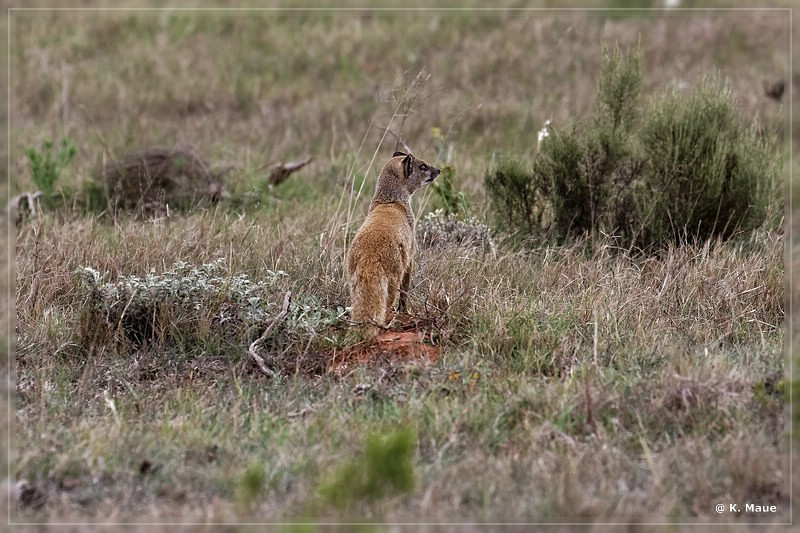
xmin=262 ymin=314 xmax=441 ymax=378
xmin=328 ymin=314 xmax=440 ymax=376
xmin=96 ymin=145 xmax=311 ymax=217
xmin=99 ymin=144 xmax=226 ymax=216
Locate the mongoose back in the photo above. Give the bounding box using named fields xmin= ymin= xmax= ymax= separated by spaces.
xmin=346 ymin=151 xmax=441 ymax=335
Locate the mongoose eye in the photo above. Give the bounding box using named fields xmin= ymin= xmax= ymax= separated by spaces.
xmin=420 ymin=164 xmax=428 ymax=171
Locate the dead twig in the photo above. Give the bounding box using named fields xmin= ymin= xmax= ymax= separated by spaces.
xmin=268 ymin=156 xmax=313 ymax=187
xmin=375 ymin=124 xmax=413 ymax=154
xmin=248 ymin=291 xmax=292 ymax=377
xmin=5 ymin=191 xmax=43 ymax=226
xmin=287 ymin=406 xmax=316 ymax=419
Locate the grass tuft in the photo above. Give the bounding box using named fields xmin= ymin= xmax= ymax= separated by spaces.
xmin=318 ymin=426 xmax=416 ymax=514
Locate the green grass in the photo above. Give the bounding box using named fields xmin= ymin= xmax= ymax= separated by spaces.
xmin=6 ymin=3 xmax=791 ymax=528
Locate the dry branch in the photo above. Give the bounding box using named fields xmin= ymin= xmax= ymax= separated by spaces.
xmin=376 ymin=124 xmax=413 ymax=154
xmin=268 ymin=156 xmax=313 ymax=187
xmin=5 ymin=191 xmax=43 ymax=226
xmin=248 ymin=291 xmax=292 ymax=377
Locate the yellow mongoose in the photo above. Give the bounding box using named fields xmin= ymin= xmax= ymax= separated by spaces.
xmin=347 ymin=151 xmax=441 ymax=335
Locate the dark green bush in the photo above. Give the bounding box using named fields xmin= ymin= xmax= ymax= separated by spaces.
xmin=484 ymin=42 xmax=780 ymax=250
xmin=534 ymin=127 xmax=590 ymax=238
xmin=484 ymin=155 xmax=542 ymax=236
xmin=637 ymin=77 xmax=776 ymax=245
xmin=595 ymin=40 xmax=642 ymax=137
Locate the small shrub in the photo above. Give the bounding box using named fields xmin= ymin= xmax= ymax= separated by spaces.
xmin=75 ymin=259 xmax=287 ymax=349
xmin=236 ymin=463 xmax=266 ymax=509
xmin=484 ymin=155 xmax=542 ymax=237
xmin=429 ymin=165 xmax=469 ymax=216
xmin=534 ymin=127 xmax=592 ymax=238
xmin=637 ymin=76 xmax=777 ymax=245
xmin=98 ymin=144 xmax=226 ymax=216
xmin=286 ymin=294 xmax=348 ymax=334
xmin=318 ymin=426 xmax=416 ymax=513
xmin=418 ymin=208 xmax=496 ymax=253
xmin=486 ymin=43 xmax=642 ymax=244
xmin=25 ymin=138 xmax=77 ymax=197
xmin=595 ymin=41 xmax=642 ymax=137
xmin=425 ymin=159 xmax=495 ymax=252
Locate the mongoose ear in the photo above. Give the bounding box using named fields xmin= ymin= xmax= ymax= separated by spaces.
xmin=402 ymin=153 xmax=414 ymax=178
xmin=392 ymin=151 xmax=407 ymax=157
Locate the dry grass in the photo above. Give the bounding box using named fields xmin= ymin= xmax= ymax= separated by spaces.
xmin=10 ymin=208 xmax=786 ymax=524
xmin=6 ymin=2 xmax=792 ymax=528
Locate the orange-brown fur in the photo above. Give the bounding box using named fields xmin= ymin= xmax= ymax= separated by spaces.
xmin=347 ymin=151 xmax=440 ymax=335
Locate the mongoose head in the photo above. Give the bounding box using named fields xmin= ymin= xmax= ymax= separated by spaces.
xmin=392 ymin=150 xmax=441 ymax=193
xmin=370 ymin=151 xmax=441 ymax=206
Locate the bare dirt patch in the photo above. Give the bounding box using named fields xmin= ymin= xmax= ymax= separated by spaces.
xmin=328 ymin=314 xmax=440 ymax=376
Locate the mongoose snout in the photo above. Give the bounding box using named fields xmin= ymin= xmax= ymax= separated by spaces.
xmin=346 ymin=151 xmax=440 ymax=336
xmin=424 ymin=167 xmax=441 ymax=184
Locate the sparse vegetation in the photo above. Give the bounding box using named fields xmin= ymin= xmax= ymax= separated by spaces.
xmin=429 ymin=165 xmax=469 ymax=217
xmin=6 ymin=3 xmax=790 ymax=529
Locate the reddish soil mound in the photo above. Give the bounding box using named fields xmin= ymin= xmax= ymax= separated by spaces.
xmin=327 ymin=314 xmax=440 ymax=376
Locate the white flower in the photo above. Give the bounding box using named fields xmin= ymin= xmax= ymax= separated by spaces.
xmin=537 ymin=119 xmax=552 ymax=152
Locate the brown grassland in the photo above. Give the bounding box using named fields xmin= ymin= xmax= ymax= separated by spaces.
xmin=3 ymin=0 xmax=796 ymax=530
